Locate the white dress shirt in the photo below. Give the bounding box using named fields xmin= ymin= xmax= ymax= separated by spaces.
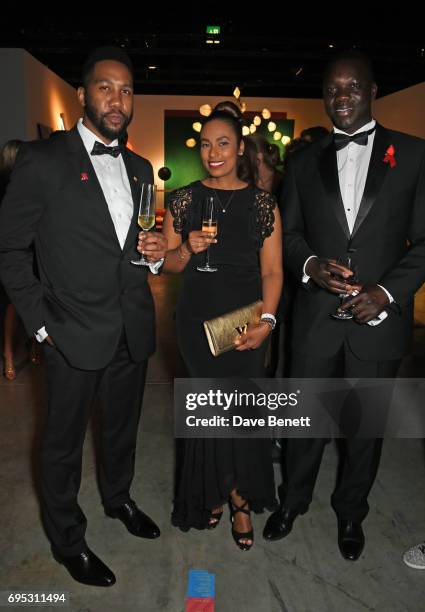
xmin=78 ymin=118 xmax=134 ymax=248
xmin=36 ymin=120 xmax=161 ymax=343
xmin=335 ymin=118 xmax=376 ymax=234
xmin=302 ymin=119 xmax=392 ymax=325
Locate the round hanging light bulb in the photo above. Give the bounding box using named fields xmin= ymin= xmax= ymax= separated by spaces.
xmin=253 ymin=115 xmax=261 ymax=126
xmin=192 ymin=122 xmax=202 ymax=133
xmin=267 ymin=121 xmax=277 ymax=132
xmin=281 ymin=135 xmax=291 ymax=145
xmin=273 ymin=131 xmax=282 ymax=141
xmin=199 ymin=104 xmax=212 ymax=117
xmin=249 ymin=124 xmax=257 ymax=134
xmin=262 ymin=108 xmax=271 ymax=119
xmin=242 ymin=126 xmax=250 ymax=136
xmin=186 ymin=138 xmax=197 ymax=148
xmin=240 ymin=102 xmax=247 ymax=113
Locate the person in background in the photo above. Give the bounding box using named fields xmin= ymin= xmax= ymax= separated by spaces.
xmin=243 ymin=133 xmax=283 ymax=378
xmin=300 ymin=125 xmax=330 ymax=143
xmin=248 ymin=133 xmax=283 ymax=200
xmin=279 ymin=135 xmax=313 ymax=362
xmin=0 ymin=139 xmax=40 ymax=380
xmin=283 ymin=137 xmax=311 ymax=163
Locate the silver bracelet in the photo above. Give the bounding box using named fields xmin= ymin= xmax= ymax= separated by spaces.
xmin=260 ymin=313 xmax=276 ymax=330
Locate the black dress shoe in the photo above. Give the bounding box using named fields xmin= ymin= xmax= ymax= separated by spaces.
xmin=263 ymin=507 xmax=303 ymax=541
xmin=105 ymin=500 xmax=160 ymax=539
xmin=53 ymin=547 xmax=115 ymax=587
xmin=338 ymin=520 xmax=365 ymax=561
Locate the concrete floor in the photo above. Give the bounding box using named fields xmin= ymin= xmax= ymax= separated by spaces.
xmin=1 ymin=274 xmax=425 ymax=612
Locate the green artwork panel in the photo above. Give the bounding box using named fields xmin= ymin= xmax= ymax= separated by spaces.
xmin=164 ymin=115 xmax=206 ymax=195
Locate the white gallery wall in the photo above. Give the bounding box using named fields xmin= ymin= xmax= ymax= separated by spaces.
xmin=2 ymin=47 xmax=424 ymax=176
xmin=374 ymin=82 xmax=425 ymax=139
xmin=0 ymin=49 xmax=81 ymax=143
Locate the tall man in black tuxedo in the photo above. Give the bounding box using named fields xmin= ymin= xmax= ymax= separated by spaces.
xmin=0 ymin=47 xmax=167 ymax=586
xmin=263 ymin=51 xmax=425 ymax=560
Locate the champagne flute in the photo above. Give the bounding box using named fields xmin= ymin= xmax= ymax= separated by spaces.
xmin=197 ymin=196 xmax=218 ymax=273
xmin=330 ymin=256 xmax=359 ymax=320
xmin=131 ymin=183 xmax=156 ymax=266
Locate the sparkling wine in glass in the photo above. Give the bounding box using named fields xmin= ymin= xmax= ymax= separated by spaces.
xmin=131 ymin=183 xmax=156 ymax=266
xmin=197 ymin=196 xmax=218 ymax=272
xmin=330 ymin=256 xmax=359 ymax=320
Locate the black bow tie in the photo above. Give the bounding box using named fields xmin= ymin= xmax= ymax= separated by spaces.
xmin=333 ymin=126 xmax=376 ymax=151
xmin=91 ymin=141 xmax=122 ymax=158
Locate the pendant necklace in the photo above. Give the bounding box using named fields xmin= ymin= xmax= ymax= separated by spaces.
xmin=213 ymin=189 xmax=236 ymax=214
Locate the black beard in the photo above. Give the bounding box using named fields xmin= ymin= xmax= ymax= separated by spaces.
xmin=84 ymin=97 xmax=132 ymax=141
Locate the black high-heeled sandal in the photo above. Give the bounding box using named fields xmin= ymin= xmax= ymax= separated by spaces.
xmin=207 ymin=508 xmax=223 ymax=530
xmin=230 ymin=500 xmax=254 ymax=551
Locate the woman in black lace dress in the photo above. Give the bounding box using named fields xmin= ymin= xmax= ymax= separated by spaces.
xmin=162 ymin=110 xmax=283 ymax=550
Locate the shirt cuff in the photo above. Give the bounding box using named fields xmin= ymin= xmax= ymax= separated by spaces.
xmin=367 ymin=311 xmax=388 ymax=327
xmin=377 ymin=285 xmax=394 ymax=304
xmin=35 ymin=326 xmax=48 ymax=343
xmin=148 ymin=258 xmax=164 ymax=275
xmin=302 ymin=255 xmax=317 ymax=283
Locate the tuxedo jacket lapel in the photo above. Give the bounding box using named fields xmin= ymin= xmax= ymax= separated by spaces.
xmin=351 ymin=124 xmax=391 ymax=237
xmin=318 ymin=136 xmax=350 ymax=239
xmin=66 ymin=127 xmax=122 ymax=251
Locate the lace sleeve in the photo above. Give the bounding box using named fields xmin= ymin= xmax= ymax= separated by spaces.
xmin=253 ymin=190 xmax=276 ymax=245
xmin=168 ymin=187 xmax=193 ymax=234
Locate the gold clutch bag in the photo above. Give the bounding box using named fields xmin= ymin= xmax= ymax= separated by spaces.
xmin=203 ymin=300 xmax=263 ymax=357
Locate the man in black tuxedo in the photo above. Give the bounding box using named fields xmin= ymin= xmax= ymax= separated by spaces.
xmin=263 ymin=51 xmax=425 ymax=560
xmin=0 ymin=47 xmax=167 ymax=586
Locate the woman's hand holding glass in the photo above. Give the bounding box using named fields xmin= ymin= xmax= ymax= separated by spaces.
xmin=186 ymin=229 xmax=217 ymax=255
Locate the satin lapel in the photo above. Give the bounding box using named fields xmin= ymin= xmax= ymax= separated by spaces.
xmin=66 ymin=127 xmax=121 ymax=250
xmin=318 ymin=137 xmax=350 ymax=239
xmin=351 ymin=124 xmax=391 ymax=237
xmin=121 ymin=150 xmax=141 ymax=253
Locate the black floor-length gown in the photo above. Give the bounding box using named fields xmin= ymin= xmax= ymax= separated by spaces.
xmin=170 ymin=180 xmax=278 ymax=530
